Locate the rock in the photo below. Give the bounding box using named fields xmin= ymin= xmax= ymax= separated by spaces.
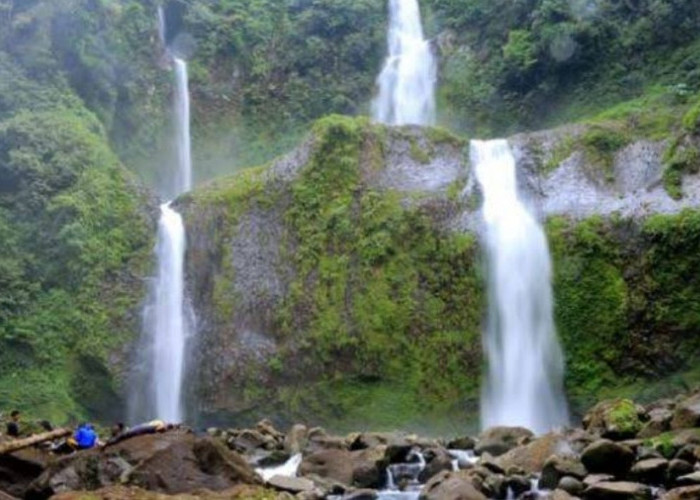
xmin=548 ymin=490 xmax=576 ymax=500
xmin=638 ymin=408 xmax=673 ymax=439
xmin=539 ymin=454 xmax=587 ymax=489
xmin=662 ymin=485 xmax=700 ymax=499
xmin=482 ymin=473 xmax=507 ymax=498
xmin=479 ymin=453 xmax=505 ymax=474
xmin=495 ymin=433 xmax=569 ymax=474
xmin=285 ymin=424 xmax=308 ymax=455
xmin=558 ymin=476 xmax=585 ymax=496
xmin=448 ymin=436 xmax=476 ymax=450
xmin=419 ymin=470 xmax=488 ymax=500
xmin=299 ymin=447 xmax=385 ymax=489
xmin=506 ymin=475 xmax=531 ymax=497
xmin=629 ymin=458 xmax=668 ymax=485
xmin=230 ymin=429 xmax=268 ymax=454
xmin=668 ymin=459 xmax=695 ymax=482
xmin=343 ymin=489 xmax=379 ymax=500
xmin=583 ymin=481 xmax=652 ymax=499
xmin=636 ymin=446 xmax=663 ymax=460
xmin=677 ymin=471 xmax=700 ymax=485
xmin=50 ymin=484 xmax=279 ymax=499
xmin=349 ymin=432 xmax=407 ymax=450
xmin=475 ymin=426 xmax=534 ymax=457
xmin=584 ymin=474 xmax=616 ymax=486
xmin=267 ymin=475 xmax=314 ymax=493
xmin=581 ymin=439 xmax=635 ymax=477
xmin=674 ymin=445 xmax=698 ymax=463
xmin=418 ymin=448 xmax=455 ymax=483
xmin=27 ymin=432 xmax=260 ymax=497
xmin=671 ymin=393 xmax=700 ymax=430
xmin=0 ymin=448 xmax=47 ymax=498
xmin=583 ymin=399 xmax=644 ymax=440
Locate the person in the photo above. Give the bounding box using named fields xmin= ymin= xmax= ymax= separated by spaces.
xmin=72 ymin=423 xmax=99 ymax=450
xmin=110 ymin=422 xmax=125 ymax=439
xmin=105 ymin=419 xmax=175 ymax=447
xmin=6 ymin=410 xmax=20 ymax=438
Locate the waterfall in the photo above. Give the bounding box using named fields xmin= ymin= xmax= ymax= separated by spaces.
xmin=151 ymin=203 xmax=187 ymax=422
xmin=372 ymin=0 xmax=436 ymax=126
xmin=472 ymin=139 xmax=568 ymax=434
xmin=131 ymin=8 xmax=193 ymax=424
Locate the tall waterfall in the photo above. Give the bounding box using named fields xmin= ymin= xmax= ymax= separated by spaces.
xmin=132 ymin=7 xmax=193 ymax=424
xmin=372 ymin=0 xmax=436 ymax=126
xmin=472 ymin=139 xmax=568 ymax=434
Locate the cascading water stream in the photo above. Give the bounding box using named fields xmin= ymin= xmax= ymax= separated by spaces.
xmin=132 ymin=7 xmax=193 ymax=424
xmin=373 ymin=0 xmax=436 ymax=126
xmin=472 ymin=139 xmax=568 ymax=434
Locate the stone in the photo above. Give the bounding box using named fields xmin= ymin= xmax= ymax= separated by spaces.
xmin=27 ymin=432 xmax=260 ymax=498
xmin=629 ymin=458 xmax=668 ymax=485
xmin=583 ymin=399 xmax=644 ymax=440
xmin=495 ymin=433 xmax=568 ymax=474
xmin=506 ymin=474 xmax=531 ymax=497
xmin=548 ymin=490 xmax=576 ymax=500
xmin=677 ymin=471 xmax=700 ymax=485
xmin=558 ymin=476 xmax=585 ymax=496
xmin=230 ymin=429 xmax=268 ymax=454
xmin=581 ymin=439 xmax=635 ymax=477
xmin=418 ymin=448 xmax=455 ymax=483
xmin=285 ymin=424 xmax=308 ymax=455
xmin=584 ymin=474 xmax=615 ymax=487
xmin=668 ymin=459 xmax=695 ymax=483
xmin=539 ymin=454 xmax=587 ymax=489
xmin=343 ymin=489 xmax=379 ymax=500
xmin=482 ymin=473 xmax=507 ymax=499
xmin=638 ymin=408 xmax=673 ymax=439
xmin=299 ymin=447 xmax=385 ymax=489
xmin=475 ymin=426 xmax=534 ymax=457
xmin=662 ymin=485 xmax=700 ymax=499
xmin=583 ymin=481 xmax=652 ymax=499
xmin=448 ymin=436 xmax=476 ymax=450
xmin=672 ymin=393 xmax=700 ymax=430
xmin=267 ymin=475 xmax=314 ymax=493
xmin=419 ymin=470 xmax=488 ymax=500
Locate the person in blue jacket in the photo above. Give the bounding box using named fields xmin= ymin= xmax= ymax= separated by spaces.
xmin=72 ymin=423 xmax=98 ymax=450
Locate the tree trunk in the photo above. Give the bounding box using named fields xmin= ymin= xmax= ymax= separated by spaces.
xmin=0 ymin=428 xmax=71 ymax=455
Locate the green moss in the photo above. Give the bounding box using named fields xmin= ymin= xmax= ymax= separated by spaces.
xmin=409 ymin=138 xmax=431 ymax=164
xmin=682 ymin=97 xmax=700 ymax=134
xmin=580 ymin=126 xmax=630 ymax=182
xmin=606 ymin=399 xmax=643 ymax=437
xmin=542 ymin=135 xmax=576 ymax=174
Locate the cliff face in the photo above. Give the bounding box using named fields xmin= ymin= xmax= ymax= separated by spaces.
xmin=180 ymin=114 xmax=700 ymax=430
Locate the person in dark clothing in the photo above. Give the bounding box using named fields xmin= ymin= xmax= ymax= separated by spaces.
xmin=6 ymin=410 xmax=20 ymax=437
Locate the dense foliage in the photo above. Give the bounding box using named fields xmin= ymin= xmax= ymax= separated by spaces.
xmin=426 ymin=0 xmax=700 ymax=135
xmin=0 ymin=6 xmax=153 ymax=423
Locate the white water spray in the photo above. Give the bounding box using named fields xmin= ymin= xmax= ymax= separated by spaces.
xmin=472 ymin=139 xmax=568 ymax=434
xmin=373 ymin=0 xmax=436 ymax=126
xmin=173 ymin=57 xmax=192 ymax=195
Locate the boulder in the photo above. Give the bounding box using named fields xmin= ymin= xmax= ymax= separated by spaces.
xmin=668 ymin=459 xmax=695 ymax=482
xmin=584 ymin=474 xmax=615 ymax=487
xmin=418 ymin=448 xmax=455 ymax=483
xmin=583 ymin=481 xmax=652 ymax=500
xmin=448 ymin=436 xmax=476 ymax=450
xmin=558 ymin=476 xmax=585 ymax=496
xmin=505 ymin=475 xmax=531 ymax=497
xmin=583 ymin=399 xmax=644 ymax=440
xmin=638 ymin=408 xmax=673 ymax=439
xmin=581 ymin=439 xmax=635 ymax=477
xmin=0 ymin=447 xmax=47 ymax=498
xmin=343 ymin=489 xmax=379 ymax=500
xmin=267 ymin=475 xmax=314 ymax=494
xmin=495 ymin=433 xmax=569 ymax=474
xmin=49 ymin=484 xmax=281 ymax=499
xmin=671 ymin=393 xmax=700 ymax=430
xmin=299 ymin=447 xmax=385 ymax=489
xmin=419 ymin=470 xmax=488 ymax=500
xmin=475 ymin=427 xmax=534 ymax=457
xmin=676 ymin=471 xmax=700 ymax=485
xmin=284 ymin=424 xmax=308 ymax=455
xmin=539 ymin=454 xmax=587 ymax=489
xmin=662 ymin=485 xmax=700 ymax=499
xmin=548 ymin=490 xmax=577 ymax=500
xmin=629 ymin=458 xmax=668 ymax=485
xmin=27 ymin=432 xmax=260 ymax=498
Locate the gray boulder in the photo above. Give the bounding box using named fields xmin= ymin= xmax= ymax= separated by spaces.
xmin=581 ymin=439 xmax=635 ymax=477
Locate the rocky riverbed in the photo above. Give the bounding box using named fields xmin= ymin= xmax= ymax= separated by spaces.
xmin=5 ymin=391 xmax=700 ymax=499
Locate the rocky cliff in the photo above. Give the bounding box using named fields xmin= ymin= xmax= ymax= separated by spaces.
xmin=179 ymin=112 xmax=700 ymax=431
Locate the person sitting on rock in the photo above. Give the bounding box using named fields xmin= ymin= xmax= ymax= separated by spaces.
xmin=71 ymin=423 xmax=99 ymax=450
xmin=5 ymin=410 xmax=20 ymax=438
xmin=104 ymin=419 xmax=175 ymax=447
